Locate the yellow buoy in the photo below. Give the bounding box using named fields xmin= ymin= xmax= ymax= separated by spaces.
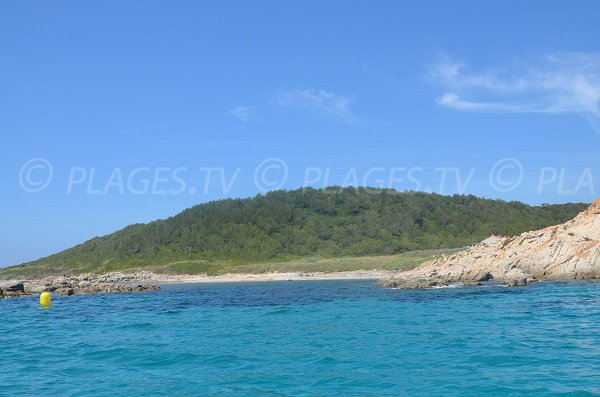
xmin=40 ymin=292 xmax=52 ymax=308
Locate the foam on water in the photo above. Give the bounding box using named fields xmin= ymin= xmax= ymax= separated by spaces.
xmin=1 ymin=280 xmax=600 ymax=396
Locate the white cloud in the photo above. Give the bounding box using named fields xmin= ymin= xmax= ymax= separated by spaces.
xmin=429 ymin=53 xmax=600 ymax=130
xmin=437 ymin=92 xmax=547 ymax=113
xmin=229 ymin=106 xmax=255 ymax=122
xmin=277 ymin=89 xmax=356 ymax=123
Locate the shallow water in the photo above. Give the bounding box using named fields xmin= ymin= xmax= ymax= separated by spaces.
xmin=1 ymin=280 xmax=600 ymax=396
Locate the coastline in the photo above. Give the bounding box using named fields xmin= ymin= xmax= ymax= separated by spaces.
xmin=0 ymin=270 xmax=395 ymax=298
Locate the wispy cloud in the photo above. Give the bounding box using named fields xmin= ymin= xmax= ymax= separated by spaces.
xmin=429 ymin=53 xmax=600 ymax=130
xmin=277 ymin=89 xmax=356 ymax=123
xmin=229 ymin=106 xmax=255 ymax=122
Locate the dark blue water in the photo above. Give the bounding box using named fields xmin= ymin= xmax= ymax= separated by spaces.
xmin=1 ymin=280 xmax=600 ymax=396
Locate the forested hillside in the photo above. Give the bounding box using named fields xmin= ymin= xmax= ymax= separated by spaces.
xmin=6 ymin=188 xmax=587 ymax=275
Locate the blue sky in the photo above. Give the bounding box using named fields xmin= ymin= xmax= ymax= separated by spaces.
xmin=2 ymin=1 xmax=600 ymax=266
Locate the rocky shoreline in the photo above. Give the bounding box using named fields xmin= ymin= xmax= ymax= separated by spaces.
xmin=0 ymin=272 xmax=160 ymax=298
xmin=382 ymin=199 xmax=600 ymax=289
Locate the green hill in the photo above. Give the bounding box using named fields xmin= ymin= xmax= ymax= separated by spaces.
xmin=2 ymin=188 xmax=588 ymax=276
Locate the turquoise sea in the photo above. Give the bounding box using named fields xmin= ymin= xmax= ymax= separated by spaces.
xmin=1 ymin=279 xmax=600 ymax=396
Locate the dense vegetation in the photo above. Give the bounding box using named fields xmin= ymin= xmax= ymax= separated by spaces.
xmin=4 ymin=188 xmax=587 ymax=275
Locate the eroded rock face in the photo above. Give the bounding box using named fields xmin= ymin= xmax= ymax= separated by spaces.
xmin=0 ymin=272 xmax=160 ymax=298
xmin=383 ymin=199 xmax=600 ymax=289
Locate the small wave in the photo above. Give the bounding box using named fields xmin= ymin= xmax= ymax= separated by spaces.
xmin=431 ymin=284 xmax=463 ymax=289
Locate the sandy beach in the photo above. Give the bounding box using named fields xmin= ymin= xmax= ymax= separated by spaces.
xmin=150 ymin=270 xmax=395 ymax=284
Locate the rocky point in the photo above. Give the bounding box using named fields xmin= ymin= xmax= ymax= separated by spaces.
xmin=0 ymin=272 xmax=160 ymax=298
xmin=383 ymin=199 xmax=600 ymax=289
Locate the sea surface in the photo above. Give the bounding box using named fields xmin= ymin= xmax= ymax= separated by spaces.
xmin=1 ymin=279 xmax=600 ymax=396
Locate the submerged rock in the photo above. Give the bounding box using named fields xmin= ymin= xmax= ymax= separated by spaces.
xmin=382 ymin=199 xmax=600 ymax=289
xmin=506 ymin=278 xmax=527 ymax=287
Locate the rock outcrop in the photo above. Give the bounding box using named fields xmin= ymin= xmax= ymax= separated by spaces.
xmin=0 ymin=272 xmax=160 ymax=298
xmin=383 ymin=199 xmax=600 ymax=289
